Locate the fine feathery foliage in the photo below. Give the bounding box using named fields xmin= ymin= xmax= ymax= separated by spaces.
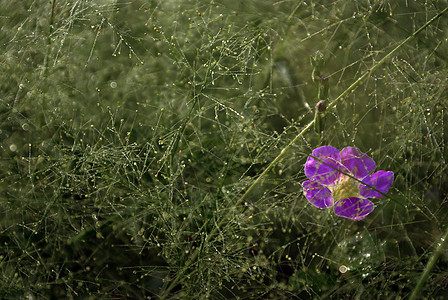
xmin=1 ymin=1 xmax=448 ymax=298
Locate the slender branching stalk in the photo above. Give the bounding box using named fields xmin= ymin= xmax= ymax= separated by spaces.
xmin=410 ymin=226 xmax=448 ymax=300
xmin=40 ymin=0 xmax=57 ymax=79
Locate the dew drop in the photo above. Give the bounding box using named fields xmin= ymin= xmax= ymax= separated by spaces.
xmin=22 ymin=123 xmax=30 ymax=131
xmin=339 ymin=265 xmax=348 ymax=273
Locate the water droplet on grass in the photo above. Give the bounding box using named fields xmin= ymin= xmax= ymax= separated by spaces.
xmin=22 ymin=123 xmax=30 ymax=131
xmin=339 ymin=265 xmax=348 ymax=273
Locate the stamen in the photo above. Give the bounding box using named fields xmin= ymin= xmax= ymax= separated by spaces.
xmin=332 ymin=175 xmax=360 ymax=202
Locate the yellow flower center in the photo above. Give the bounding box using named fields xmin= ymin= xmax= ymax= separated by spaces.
xmin=332 ymin=175 xmax=360 ymax=202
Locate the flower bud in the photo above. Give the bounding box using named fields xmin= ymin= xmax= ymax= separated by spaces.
xmin=316 ymin=100 xmax=327 ymax=112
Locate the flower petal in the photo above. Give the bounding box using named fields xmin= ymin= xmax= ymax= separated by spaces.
xmin=302 ymin=180 xmax=334 ymax=209
xmin=305 ymin=146 xmax=342 ymax=185
xmin=360 ymin=171 xmax=394 ymax=199
xmin=341 ymin=147 xmax=376 ymax=179
xmin=334 ymin=197 xmax=375 ymax=220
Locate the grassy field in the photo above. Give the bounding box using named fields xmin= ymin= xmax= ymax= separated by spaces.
xmin=1 ymin=1 xmax=448 ymax=298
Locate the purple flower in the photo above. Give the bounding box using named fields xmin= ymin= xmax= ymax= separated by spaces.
xmin=302 ymin=146 xmax=394 ymax=220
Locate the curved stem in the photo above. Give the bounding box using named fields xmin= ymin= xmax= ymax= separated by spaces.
xmin=328 ymin=6 xmax=448 ymax=110
xmin=40 ymin=0 xmax=57 ymax=79
xmin=409 ymin=226 xmax=448 ymax=300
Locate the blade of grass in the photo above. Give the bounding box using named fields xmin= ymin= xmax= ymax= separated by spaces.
xmin=409 ymin=226 xmax=448 ymax=300
xmin=40 ymin=0 xmax=57 ymax=79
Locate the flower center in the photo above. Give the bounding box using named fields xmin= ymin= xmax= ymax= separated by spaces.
xmin=332 ymin=175 xmax=360 ymax=202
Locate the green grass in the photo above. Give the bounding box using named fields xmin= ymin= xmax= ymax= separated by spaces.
xmin=1 ymin=1 xmax=448 ymax=298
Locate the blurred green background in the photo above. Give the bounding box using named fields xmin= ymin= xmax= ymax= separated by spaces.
xmin=1 ymin=1 xmax=447 ymax=298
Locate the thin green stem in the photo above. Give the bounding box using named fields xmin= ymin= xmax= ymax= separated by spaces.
xmin=238 ymin=121 xmax=314 ymax=205
xmin=40 ymin=0 xmax=57 ymax=79
xmin=409 ymin=226 xmax=448 ymax=300
xmin=159 ymin=7 xmax=448 ymax=298
xmin=327 ymin=6 xmax=448 ymax=111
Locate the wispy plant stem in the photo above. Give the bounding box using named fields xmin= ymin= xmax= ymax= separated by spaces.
xmin=40 ymin=0 xmax=57 ymax=78
xmin=410 ymin=226 xmax=448 ymax=300
xmin=327 ymin=7 xmax=448 ymax=111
